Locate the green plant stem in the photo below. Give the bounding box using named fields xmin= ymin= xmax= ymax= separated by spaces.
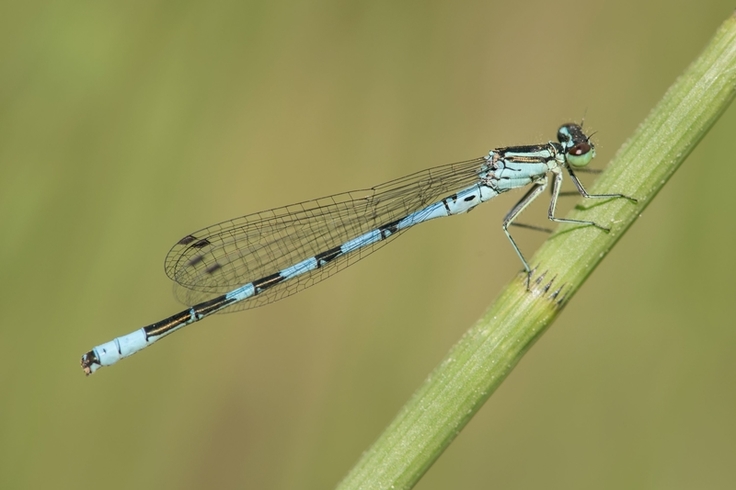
xmin=337 ymin=12 xmax=736 ymax=490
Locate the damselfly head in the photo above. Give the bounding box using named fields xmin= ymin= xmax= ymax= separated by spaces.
xmin=558 ymin=123 xmax=596 ymax=167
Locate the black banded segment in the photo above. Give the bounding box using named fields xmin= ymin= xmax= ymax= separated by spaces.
xmin=144 ymin=309 xmax=196 ymax=338
xmin=143 ymin=295 xmax=237 ymax=338
xmin=192 ymin=294 xmax=236 ymax=317
xmin=253 ymin=272 xmax=286 ymax=293
xmin=315 ymin=246 xmax=342 ymax=267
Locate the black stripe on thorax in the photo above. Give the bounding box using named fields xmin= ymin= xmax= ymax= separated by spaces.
xmin=497 ymin=143 xmax=557 ymax=164
xmin=497 ymin=143 xmax=551 ymax=155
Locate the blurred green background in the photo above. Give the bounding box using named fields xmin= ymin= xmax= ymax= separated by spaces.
xmin=2 ymin=1 xmax=735 ymax=489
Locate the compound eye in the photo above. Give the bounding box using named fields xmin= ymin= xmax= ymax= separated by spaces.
xmin=569 ymin=142 xmax=591 ymax=157
xmin=566 ymin=142 xmax=594 ymax=167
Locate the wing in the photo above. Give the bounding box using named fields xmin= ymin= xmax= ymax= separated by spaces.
xmin=165 ymin=156 xmax=489 ymax=311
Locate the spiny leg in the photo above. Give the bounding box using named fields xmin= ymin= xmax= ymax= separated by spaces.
xmin=546 ymin=168 xmax=611 ymax=230
xmin=510 ymin=168 xmax=607 ymax=231
xmin=509 ymin=221 xmax=553 ymax=234
xmin=502 ymin=178 xmax=548 ymax=289
xmin=545 ymin=166 xmax=638 ymax=233
xmin=557 ymin=167 xmax=603 ymax=197
xmin=566 ymin=167 xmax=638 ymax=203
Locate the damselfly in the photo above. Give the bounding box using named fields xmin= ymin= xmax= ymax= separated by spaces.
xmin=81 ymin=123 xmax=636 ymax=375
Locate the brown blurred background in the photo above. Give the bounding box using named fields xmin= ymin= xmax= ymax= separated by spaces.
xmin=1 ymin=1 xmax=735 ymax=489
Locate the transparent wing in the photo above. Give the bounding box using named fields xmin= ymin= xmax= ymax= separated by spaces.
xmin=165 ymin=157 xmax=489 ymax=311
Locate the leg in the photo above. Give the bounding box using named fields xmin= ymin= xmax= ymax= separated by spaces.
xmin=555 ymin=167 xmax=602 ymax=197
xmin=515 ymin=168 xmax=611 ymax=228
xmin=502 ymin=179 xmax=548 ymax=288
xmin=566 ymin=166 xmax=637 ymax=202
xmin=509 ymin=221 xmax=553 ymax=234
xmin=546 ymin=167 xmax=638 ymax=230
xmin=546 ymin=168 xmax=611 ymax=230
